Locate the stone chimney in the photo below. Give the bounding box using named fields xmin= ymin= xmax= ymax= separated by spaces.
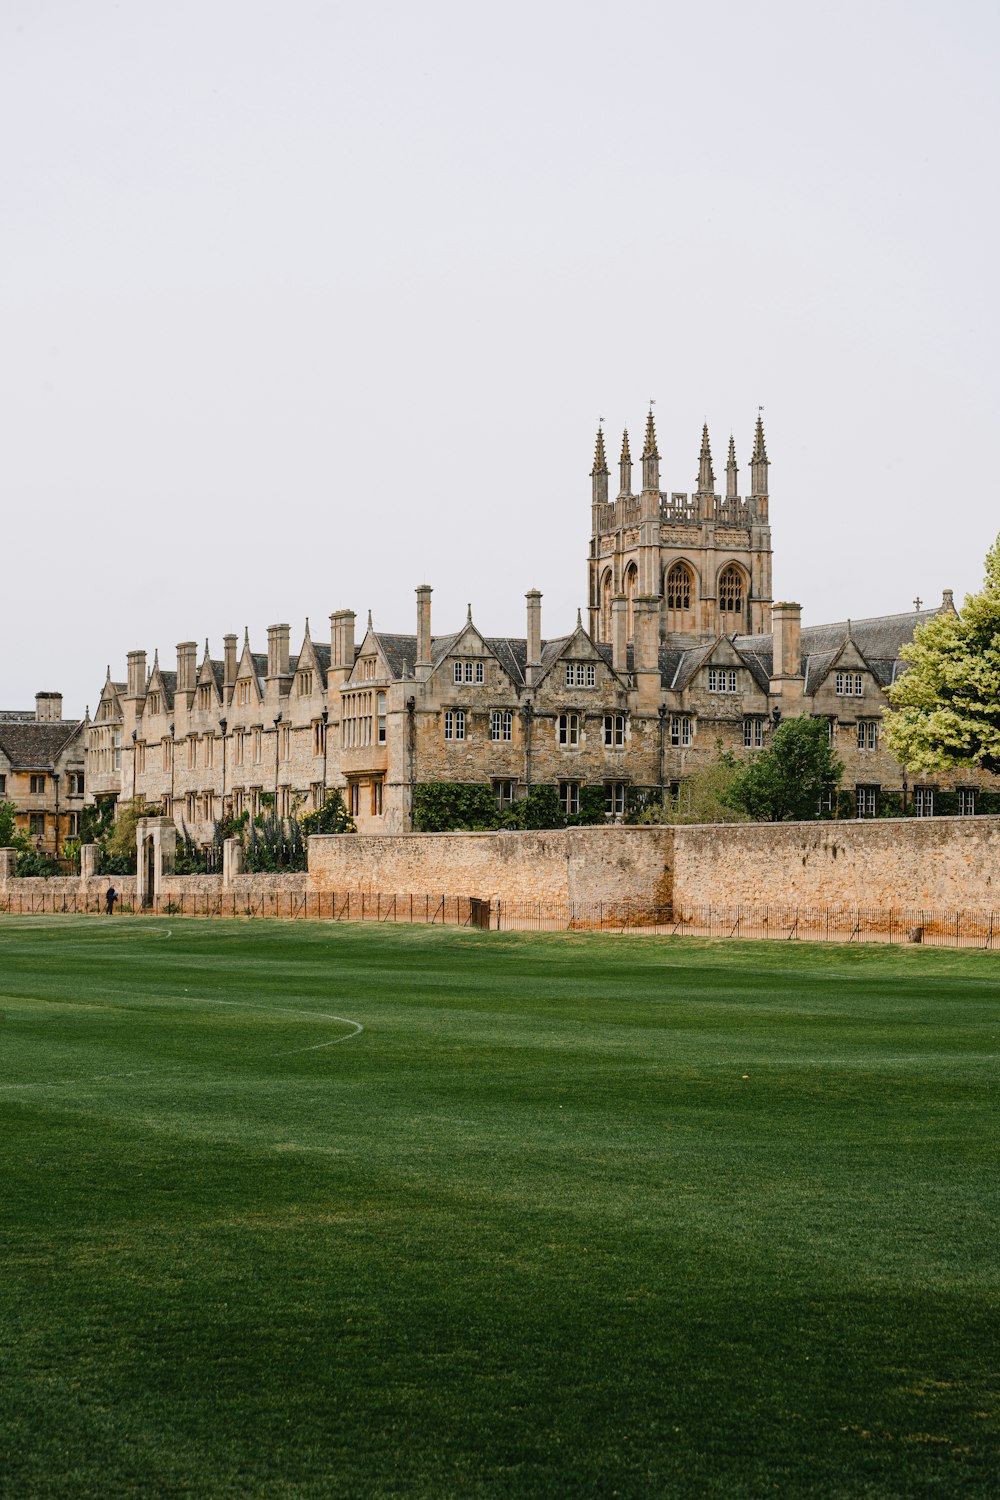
xmin=770 ymin=602 xmax=803 ymax=704
xmin=329 ymin=610 xmax=356 ymax=684
xmin=176 ymin=642 xmax=198 ymax=695
xmin=266 ymin=623 xmax=291 ymax=680
xmin=415 ymin=586 xmax=433 ymax=679
xmin=223 ymin=634 xmax=238 ymax=693
xmin=525 ymin=590 xmax=542 ymax=687
xmin=611 ymin=595 xmax=628 ymax=675
xmin=34 ymin=691 xmax=62 ymax=722
xmin=126 ymin=650 xmax=147 ymax=700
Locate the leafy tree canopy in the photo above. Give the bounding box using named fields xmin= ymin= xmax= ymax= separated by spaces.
xmin=885 ymin=536 xmax=1000 ymax=774
xmin=725 ymin=715 xmax=843 ymax=823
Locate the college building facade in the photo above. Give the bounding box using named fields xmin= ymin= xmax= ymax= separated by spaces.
xmin=85 ymin=412 xmax=984 ymax=838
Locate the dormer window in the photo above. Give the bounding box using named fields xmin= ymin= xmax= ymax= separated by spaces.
xmin=148 ymin=692 xmax=161 ymax=715
xmin=836 ymin=672 xmax=863 ymax=696
xmin=237 ymin=680 xmax=251 ymax=706
xmin=297 ymin=671 xmax=313 ymax=696
xmin=708 ymin=669 xmax=738 ymax=693
xmin=453 ymin=661 xmax=484 ymax=684
xmin=564 ymin=663 xmax=596 ymax=688
xmin=197 ymin=684 xmax=213 ymax=709
xmin=362 ymin=659 xmax=377 ymax=681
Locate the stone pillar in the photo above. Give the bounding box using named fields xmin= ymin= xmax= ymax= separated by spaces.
xmin=80 ymin=843 xmax=99 ymax=881
xmin=0 ymin=848 xmax=16 ymax=886
xmin=136 ymin=816 xmax=178 ymax=907
xmin=222 ymin=837 xmax=243 ymax=887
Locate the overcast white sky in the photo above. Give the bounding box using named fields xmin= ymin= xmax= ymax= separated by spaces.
xmin=2 ymin=0 xmax=998 ymax=716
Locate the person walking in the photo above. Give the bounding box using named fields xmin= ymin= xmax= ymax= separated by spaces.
xmin=105 ymin=884 xmax=118 ymax=916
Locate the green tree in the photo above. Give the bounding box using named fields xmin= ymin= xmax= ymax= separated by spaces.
xmin=725 ymin=715 xmax=843 ymax=823
xmin=300 ymin=790 xmax=356 ymax=836
xmin=885 ymin=537 xmax=1000 ymax=774
xmin=0 ymin=798 xmax=17 ymax=848
xmin=636 ymin=750 xmax=748 ymax=825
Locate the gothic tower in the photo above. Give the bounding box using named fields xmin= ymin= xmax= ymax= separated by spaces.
xmin=588 ymin=410 xmax=773 ymax=646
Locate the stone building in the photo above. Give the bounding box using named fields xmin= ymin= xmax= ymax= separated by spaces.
xmin=86 ymin=412 xmax=983 ymax=837
xmin=0 ymin=693 xmax=87 ymax=854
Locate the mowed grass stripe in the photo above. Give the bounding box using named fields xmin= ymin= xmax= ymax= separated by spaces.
xmin=0 ymin=918 xmax=996 ymax=1498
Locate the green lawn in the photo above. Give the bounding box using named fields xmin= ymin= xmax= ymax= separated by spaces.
xmin=0 ymin=918 xmax=996 ymax=1498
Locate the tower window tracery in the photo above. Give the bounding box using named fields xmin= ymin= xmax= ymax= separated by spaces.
xmin=719 ymin=565 xmax=744 ymax=618
xmin=666 ymin=562 xmax=692 ymax=611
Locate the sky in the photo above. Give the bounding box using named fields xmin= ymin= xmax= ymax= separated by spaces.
xmin=2 ymin=0 xmax=998 ymax=717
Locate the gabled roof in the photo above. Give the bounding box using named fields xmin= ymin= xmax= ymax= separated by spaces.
xmin=0 ymin=720 xmax=83 ymax=769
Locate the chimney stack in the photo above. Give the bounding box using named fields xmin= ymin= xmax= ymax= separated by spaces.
xmin=770 ymin=602 xmax=803 ymax=706
xmin=525 ymin=590 xmax=542 ymax=687
xmin=126 ymin=651 xmax=147 ymax=699
xmin=34 ymin=691 xmax=63 ymax=722
xmin=416 ymin=586 xmax=433 ymax=678
xmin=176 ymin=641 xmax=198 ymax=695
xmin=329 ymin=610 xmax=356 ymax=684
xmin=223 ymin=634 xmax=238 ymax=692
xmin=266 ymin=623 xmax=291 ymax=680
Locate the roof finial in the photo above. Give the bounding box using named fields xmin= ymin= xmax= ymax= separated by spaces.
xmin=204 ymin=638 xmax=210 ymax=657
xmin=577 ymin=607 xmax=582 ymax=629
xmin=304 ymin=616 xmax=311 ymax=639
xmin=367 ymin=609 xmax=373 ymax=631
xmin=466 ymin=602 xmax=473 ymax=624
xmin=244 ymin=626 xmax=250 ymax=645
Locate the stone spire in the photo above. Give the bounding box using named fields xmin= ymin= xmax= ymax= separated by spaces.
xmin=618 ymin=429 xmax=632 ymax=497
xmin=591 ymin=425 xmax=609 ymax=506
xmin=750 ymin=413 xmax=769 ymax=497
xmin=697 ymin=423 xmax=715 ymax=494
xmin=726 ymin=434 xmax=738 ymax=500
xmin=641 ymin=408 xmax=660 ymax=493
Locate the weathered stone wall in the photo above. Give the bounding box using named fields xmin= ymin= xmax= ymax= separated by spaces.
xmin=670 ymin=815 xmax=1000 ymax=911
xmin=0 ymin=875 xmax=138 ymax=907
xmin=308 ymin=826 xmax=673 ymax=906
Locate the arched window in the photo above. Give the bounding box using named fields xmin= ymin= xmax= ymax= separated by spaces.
xmin=600 ymin=570 xmax=614 ymax=642
xmin=719 ymin=565 xmax=744 ymax=620
xmin=624 ymin=564 xmax=638 ymax=641
xmin=666 ymin=561 xmax=693 ymax=613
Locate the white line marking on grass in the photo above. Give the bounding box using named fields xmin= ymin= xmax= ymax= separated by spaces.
xmin=0 ymin=995 xmax=363 ymax=1091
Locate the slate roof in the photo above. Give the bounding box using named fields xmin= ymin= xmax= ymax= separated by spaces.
xmin=733 ymin=606 xmax=940 ymax=695
xmin=0 ymin=720 xmax=84 ymax=768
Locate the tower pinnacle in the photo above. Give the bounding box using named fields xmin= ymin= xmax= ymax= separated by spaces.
xmin=726 ymin=434 xmax=738 ymax=500
xmin=641 ymin=408 xmax=660 ymax=493
xmin=591 ymin=424 xmax=609 ymax=505
xmin=697 ymin=423 xmax=715 ymax=494
xmin=618 ymin=429 xmax=632 ymax=497
xmin=750 ymin=413 xmax=769 ymax=498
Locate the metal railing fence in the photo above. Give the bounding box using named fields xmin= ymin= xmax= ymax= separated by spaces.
xmin=1 ymin=889 xmax=999 ymax=948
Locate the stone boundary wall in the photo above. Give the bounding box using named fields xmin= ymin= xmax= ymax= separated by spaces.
xmin=307 ymin=827 xmax=674 ymax=907
xmin=670 ymin=815 xmax=1000 ymax=912
xmin=4 ymin=818 xmax=1000 ymax=920
xmin=0 ymin=875 xmax=139 ymax=905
